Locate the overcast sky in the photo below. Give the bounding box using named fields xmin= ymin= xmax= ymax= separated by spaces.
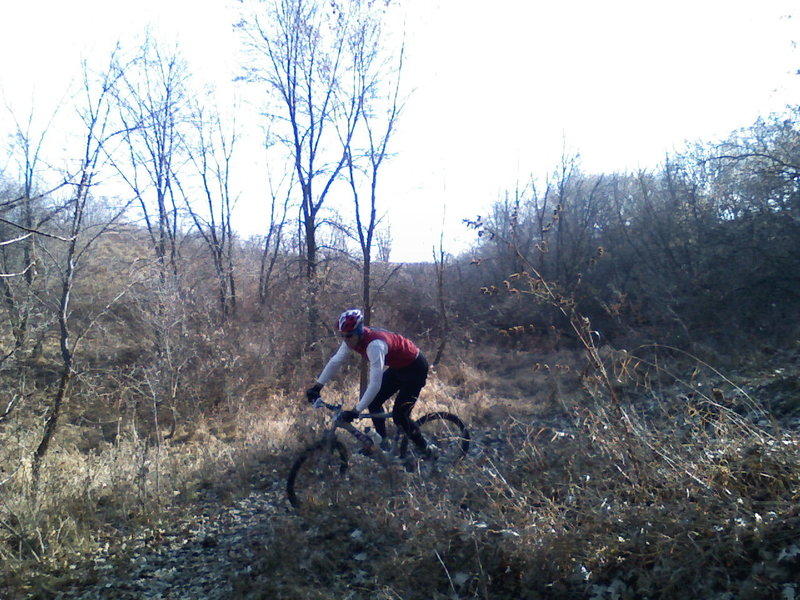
xmin=1 ymin=0 xmax=798 ymax=261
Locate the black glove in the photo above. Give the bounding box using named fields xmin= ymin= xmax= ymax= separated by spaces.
xmin=306 ymin=383 xmax=323 ymax=403
xmin=339 ymin=410 xmax=360 ymax=423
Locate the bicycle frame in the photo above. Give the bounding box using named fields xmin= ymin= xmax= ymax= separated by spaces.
xmin=311 ymin=398 xmax=397 ymax=463
xmin=288 ymin=398 xmax=470 ymax=508
xmin=308 ymin=397 xmax=469 ymax=466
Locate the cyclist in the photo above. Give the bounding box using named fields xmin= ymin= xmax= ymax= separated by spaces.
xmin=306 ymin=309 xmax=435 ymax=458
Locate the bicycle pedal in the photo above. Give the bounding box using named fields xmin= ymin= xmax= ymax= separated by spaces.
xmin=421 ymin=443 xmax=440 ymax=461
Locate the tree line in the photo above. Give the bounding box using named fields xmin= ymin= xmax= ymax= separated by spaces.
xmin=1 ymin=0 xmax=798 ymax=486
xmin=458 ymin=111 xmax=800 ymax=357
xmin=0 ymin=0 xmax=406 ymax=486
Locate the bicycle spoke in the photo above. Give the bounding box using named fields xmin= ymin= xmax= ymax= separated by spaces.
xmin=287 ymin=441 xmax=348 ymax=510
xmin=288 ymin=440 xmax=401 ymax=512
xmin=416 ymin=412 xmax=470 ymax=465
xmin=287 ymin=406 xmax=470 ymax=513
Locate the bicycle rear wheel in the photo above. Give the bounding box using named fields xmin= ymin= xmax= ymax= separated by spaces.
xmin=286 ymin=439 xmax=349 ymax=510
xmin=400 ymin=411 xmax=470 ymax=464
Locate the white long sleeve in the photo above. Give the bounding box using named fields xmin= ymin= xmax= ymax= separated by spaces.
xmin=316 ymin=342 xmax=350 ymax=385
xmin=355 ymin=341 xmax=388 ymax=411
xmin=316 ymin=339 xmax=389 ymax=412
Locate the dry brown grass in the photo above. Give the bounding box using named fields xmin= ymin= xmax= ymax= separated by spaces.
xmin=244 ymin=348 xmax=800 ymax=599
xmin=0 ymin=390 xmax=295 ymax=591
xmin=3 ymin=348 xmax=800 ymax=599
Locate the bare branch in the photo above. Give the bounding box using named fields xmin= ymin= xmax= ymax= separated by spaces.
xmin=0 ymin=216 xmax=75 ymax=241
xmin=0 ymin=262 xmax=35 ymax=279
xmin=0 ymin=232 xmax=33 ymax=246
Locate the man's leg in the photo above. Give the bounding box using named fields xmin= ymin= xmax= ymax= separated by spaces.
xmin=368 ymin=371 xmax=400 ymax=439
xmin=391 ymin=354 xmax=429 ymax=450
xmin=393 ymin=395 xmax=426 ymax=450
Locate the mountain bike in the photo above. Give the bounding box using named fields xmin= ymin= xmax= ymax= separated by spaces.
xmin=286 ymin=398 xmax=470 ymax=510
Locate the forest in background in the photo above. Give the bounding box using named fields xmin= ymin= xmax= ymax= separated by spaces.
xmin=1 ymin=1 xmax=799 ymax=597
xmin=3 ymin=102 xmax=798 ymax=453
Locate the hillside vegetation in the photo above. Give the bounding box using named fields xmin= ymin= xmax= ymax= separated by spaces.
xmin=2 ymin=31 xmax=800 ymax=598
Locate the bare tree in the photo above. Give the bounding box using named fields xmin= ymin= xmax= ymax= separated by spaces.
xmin=110 ymin=35 xmax=191 ymax=278
xmin=431 ymin=233 xmax=449 ymax=366
xmin=31 ymin=57 xmax=130 ymax=487
xmin=258 ymin=135 xmax=293 ymax=306
xmin=375 ymin=223 xmax=392 ymax=262
xmin=0 ymin=106 xmax=59 ymax=356
xmin=341 ymin=4 xmax=406 ymax=327
xmin=238 ymin=0 xmax=378 ymax=341
xmin=181 ymin=94 xmax=239 ymax=322
xmin=240 ymin=0 xmax=357 ymax=277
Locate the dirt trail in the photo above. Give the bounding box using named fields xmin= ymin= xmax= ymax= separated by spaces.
xmin=47 ymin=427 xmax=516 ymax=600
xmin=51 ymin=477 xmax=290 ymax=600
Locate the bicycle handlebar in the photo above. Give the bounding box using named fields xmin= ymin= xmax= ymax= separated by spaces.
xmin=311 ymin=398 xmax=341 ymax=411
xmin=310 ymin=397 xmax=391 ymax=420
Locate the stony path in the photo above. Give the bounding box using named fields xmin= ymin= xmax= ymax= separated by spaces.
xmin=53 ymin=477 xmax=290 ymax=600
xmin=32 ymin=368 xmax=800 ymax=600
xmin=46 ymin=426 xmax=541 ymax=600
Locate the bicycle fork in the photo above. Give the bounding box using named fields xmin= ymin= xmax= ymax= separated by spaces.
xmin=337 ymin=422 xmax=391 ymax=466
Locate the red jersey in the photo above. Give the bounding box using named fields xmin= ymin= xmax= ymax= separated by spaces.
xmin=353 ymin=327 xmax=419 ymax=368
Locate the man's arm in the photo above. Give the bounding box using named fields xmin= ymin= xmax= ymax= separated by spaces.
xmin=354 ymin=340 xmax=388 ymax=412
xmin=317 ymin=342 xmax=350 ymax=386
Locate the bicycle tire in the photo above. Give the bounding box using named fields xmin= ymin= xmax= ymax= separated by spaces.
xmin=399 ymin=411 xmax=470 ymax=464
xmin=286 ymin=439 xmax=349 ymax=509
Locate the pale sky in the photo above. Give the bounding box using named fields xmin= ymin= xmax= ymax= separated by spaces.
xmin=1 ymin=0 xmax=798 ymax=262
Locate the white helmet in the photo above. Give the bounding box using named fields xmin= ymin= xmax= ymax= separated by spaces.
xmin=337 ymin=309 xmax=364 ymax=333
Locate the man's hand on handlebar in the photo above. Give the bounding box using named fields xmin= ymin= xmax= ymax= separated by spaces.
xmin=305 ymin=383 xmax=323 ymax=403
xmin=339 ymin=409 xmax=360 ymax=423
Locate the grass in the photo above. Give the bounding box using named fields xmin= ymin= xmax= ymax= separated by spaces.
xmin=2 ymin=346 xmax=800 ymax=599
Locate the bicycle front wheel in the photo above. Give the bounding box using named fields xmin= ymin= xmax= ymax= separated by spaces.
xmin=400 ymin=411 xmax=471 ymax=464
xmin=286 ymin=439 xmax=349 ymax=510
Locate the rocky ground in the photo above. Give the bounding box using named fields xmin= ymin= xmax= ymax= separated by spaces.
xmin=26 ymin=431 xmax=509 ymax=600
xmin=7 ymin=349 xmax=800 ymax=600
xmin=42 ymin=472 xmax=290 ymax=600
